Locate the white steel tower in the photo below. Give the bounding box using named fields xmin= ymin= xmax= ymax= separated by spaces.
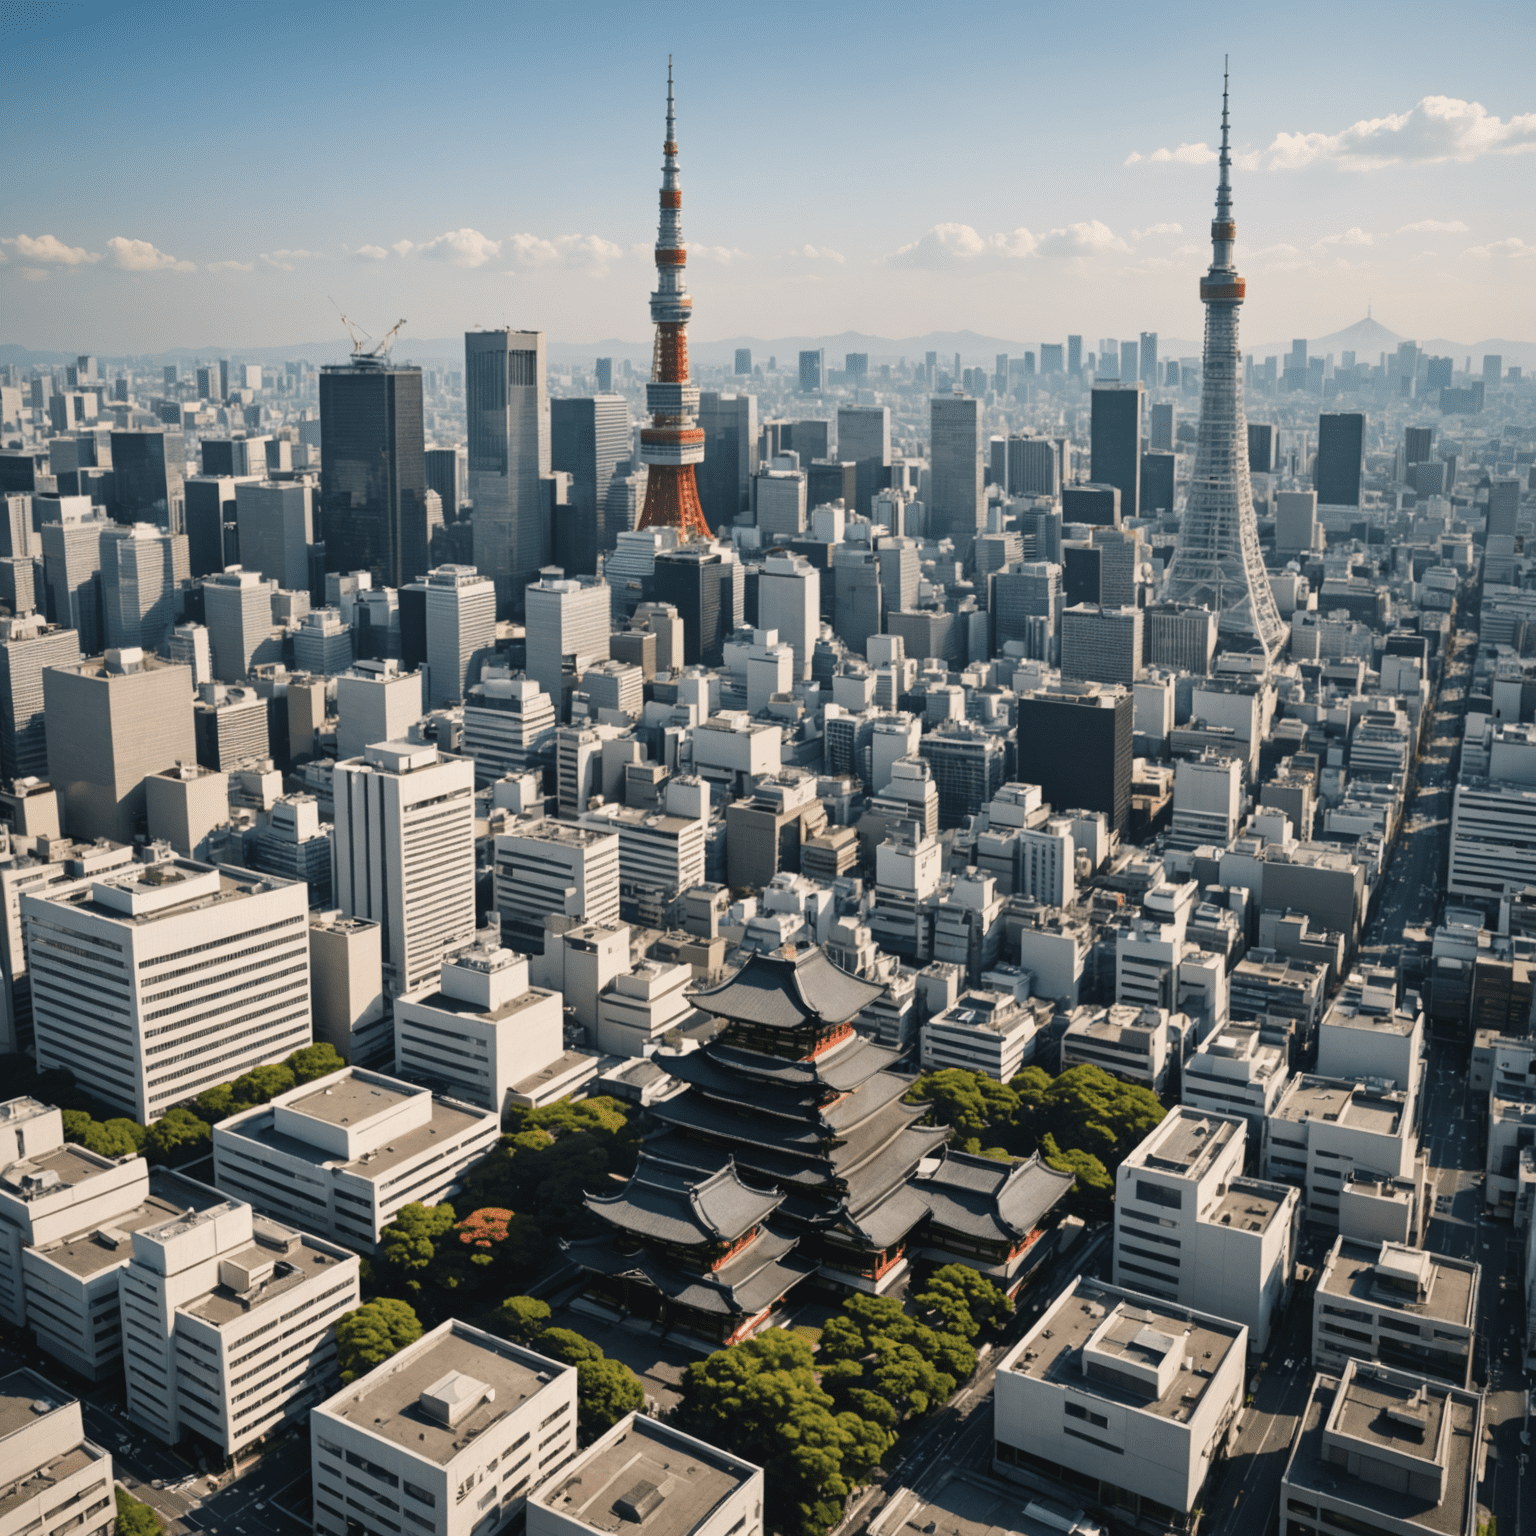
xmin=1160 ymin=66 xmax=1285 ymax=661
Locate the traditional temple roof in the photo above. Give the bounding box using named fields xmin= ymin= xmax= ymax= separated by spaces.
xmin=563 ymin=1225 xmax=813 ymax=1319
xmin=912 ymin=1148 xmax=1076 ymax=1243
xmin=830 ymin=1183 xmax=932 ymax=1251
xmin=691 ymin=945 xmax=883 ymax=1032
xmin=585 ymin=1150 xmax=783 ymax=1248
xmin=663 ymin=1034 xmax=899 ymax=1092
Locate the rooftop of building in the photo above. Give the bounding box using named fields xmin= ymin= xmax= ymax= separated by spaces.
xmin=183 ymin=1222 xmax=350 ymax=1327
xmin=284 ymin=1074 xmax=418 ymax=1128
xmin=1204 ymin=1177 xmax=1295 ymax=1235
xmin=1319 ymin=1238 xmax=1477 ymax=1327
xmin=40 ymin=857 xmax=298 ymax=928
xmin=0 ymin=1367 xmax=75 ymax=1444
xmin=1064 ymin=1003 xmax=1170 ymax=1044
xmin=323 ymin=1320 xmax=569 ymax=1466
xmin=1273 ymin=1076 xmax=1405 ymax=1136
xmin=30 ymin=1188 xmax=189 ymax=1279
xmin=497 ymin=818 xmax=618 ymax=849
xmin=1124 ymin=1108 xmax=1243 ymax=1180
xmin=403 ymin=978 xmax=555 ymax=1024
xmin=537 ymin=1414 xmax=757 ymax=1536
xmin=0 ymin=1138 xmax=125 ymax=1201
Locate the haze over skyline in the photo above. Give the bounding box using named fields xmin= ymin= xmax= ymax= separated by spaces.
xmin=3 ymin=0 xmax=1533 ymax=355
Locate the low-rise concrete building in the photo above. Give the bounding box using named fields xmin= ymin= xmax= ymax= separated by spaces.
xmin=212 ymin=1068 xmax=498 ymax=1252
xmin=1181 ymin=1022 xmax=1290 ymax=1135
xmin=0 ymin=1368 xmax=116 ymax=1536
xmin=1314 ymin=1237 xmax=1479 ymax=1388
xmin=1061 ymin=1003 xmax=1176 ymax=1093
xmin=312 ymin=1318 xmax=579 ymax=1536
xmin=920 ymin=988 xmax=1044 ymax=1081
xmin=1317 ymin=967 xmax=1424 ymax=1096
xmin=994 ymin=1278 xmax=1247 ymax=1532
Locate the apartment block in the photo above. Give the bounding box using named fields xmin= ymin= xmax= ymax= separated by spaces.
xmin=920 ymin=988 xmax=1043 ymax=1081
xmin=395 ymin=937 xmax=564 ymax=1117
xmin=1114 ymin=1108 xmax=1299 ymax=1353
xmin=1061 ymin=1003 xmax=1175 ymax=1093
xmin=24 ymin=858 xmax=311 ymax=1123
xmin=494 ymin=820 xmax=621 ymax=955
xmin=0 ymin=1368 xmax=116 ymax=1536
xmin=120 ymin=1185 xmax=360 ymax=1454
xmin=313 ymin=1319 xmax=580 ymax=1536
xmin=1182 ymin=1022 xmax=1290 ymax=1135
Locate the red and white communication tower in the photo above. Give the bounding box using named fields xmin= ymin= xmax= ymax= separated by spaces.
xmin=635 ymin=59 xmax=712 ymax=542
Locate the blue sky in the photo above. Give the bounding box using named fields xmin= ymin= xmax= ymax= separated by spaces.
xmin=2 ymin=0 xmax=1533 ymax=353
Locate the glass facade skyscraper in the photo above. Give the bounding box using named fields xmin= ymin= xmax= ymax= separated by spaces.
xmin=319 ymin=361 xmax=428 ymax=589
xmin=550 ymin=393 xmax=632 ymax=575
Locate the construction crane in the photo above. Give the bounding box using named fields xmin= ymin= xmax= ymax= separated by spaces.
xmin=334 ymin=306 xmax=408 ymax=359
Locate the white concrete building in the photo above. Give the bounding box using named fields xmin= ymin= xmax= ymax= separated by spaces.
xmin=120 ymin=1189 xmax=359 ymax=1454
xmin=425 ymin=564 xmax=497 ymax=707
xmin=1168 ymin=752 xmax=1242 ymax=851
xmin=758 ymin=551 xmax=819 ymax=680
xmin=23 ymin=858 xmax=311 ymax=1123
xmin=582 ymin=786 xmax=708 ymax=908
xmin=293 ymin=607 xmax=355 ymax=676
xmin=334 ymin=740 xmax=478 ymax=996
xmin=1314 ymin=1236 xmax=1478 ymax=1388
xmin=336 ymin=662 xmax=426 ymax=763
xmin=1018 ymin=818 xmax=1076 ymax=907
xmin=309 ymin=912 xmax=390 ymax=1067
xmin=994 ymin=1278 xmax=1246 ymax=1529
xmin=1182 ymin=1022 xmax=1290 ymax=1135
xmin=1061 ymin=1003 xmax=1175 ymax=1094
xmin=1448 ymin=775 xmax=1536 ymax=903
xmin=213 ymin=1067 xmax=498 ymax=1252
xmin=0 ymin=1367 xmax=116 ymax=1536
xmin=596 ymin=959 xmax=696 ymax=1057
xmin=463 ymin=673 xmax=557 ymax=786
xmin=203 ymin=565 xmax=276 ymax=683
xmin=1114 ymin=1108 xmax=1299 ymax=1354
xmin=525 ymin=573 xmax=610 ymax=704
xmin=395 ymin=938 xmax=564 ymax=1117
xmin=312 ymin=1319 xmax=580 ymax=1536
xmin=494 ymin=820 xmax=620 ymax=955
xmin=1317 ymin=968 xmax=1424 ymax=1096
xmin=921 ymin=988 xmax=1042 ymax=1081
xmin=529 ymin=1413 xmax=763 ymax=1536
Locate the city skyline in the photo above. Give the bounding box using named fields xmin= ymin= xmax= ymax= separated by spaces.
xmin=2 ymin=0 xmax=1533 ymax=354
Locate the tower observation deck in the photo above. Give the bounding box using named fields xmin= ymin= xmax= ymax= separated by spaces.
xmin=636 ymin=60 xmax=712 ymax=543
xmin=1160 ymin=64 xmax=1286 ymax=662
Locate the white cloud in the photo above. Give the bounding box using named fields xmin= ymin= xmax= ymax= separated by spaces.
xmin=1265 ymin=96 xmax=1536 ymax=170
xmin=207 ymin=259 xmax=254 ymax=273
xmin=410 ymin=228 xmax=501 ymax=267
xmin=351 ymin=244 xmax=391 ymax=262
xmin=108 ymin=236 xmax=195 ymax=272
xmin=3 ymin=232 xmax=100 ymax=266
xmin=889 ymin=223 xmax=1038 ymax=269
xmin=1315 ymin=226 xmax=1376 ymax=248
xmin=259 ymin=248 xmax=320 ymax=271
xmin=1036 ymin=220 xmax=1130 ymax=258
xmin=1467 ymin=236 xmax=1536 ymax=261
xmin=791 ymin=244 xmax=843 ymax=264
xmin=1132 ymin=222 xmax=1183 ymax=240
xmin=1396 ymin=219 xmax=1469 ymax=233
xmin=1125 ymin=142 xmax=1218 ymax=166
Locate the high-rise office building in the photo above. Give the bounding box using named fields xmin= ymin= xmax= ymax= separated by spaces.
xmin=1040 ymin=343 xmax=1064 ymax=375
xmin=550 ymin=394 xmax=631 ymax=575
xmin=235 ymin=480 xmax=313 ymax=592
xmin=183 ymin=476 xmax=240 ymax=578
xmin=335 ymin=661 xmax=423 ymax=763
xmin=788 ymin=419 xmax=830 ymax=465
xmin=1315 ymin=412 xmax=1365 ymax=507
xmin=836 ymin=405 xmax=891 ymax=515
xmin=25 ymin=857 xmax=311 ymax=1121
xmin=1003 ymin=435 xmax=1060 ymax=497
xmin=930 ymin=394 xmax=983 ymax=554
xmin=423 ymin=444 xmax=465 ymax=521
xmin=43 ymin=650 xmax=195 ymax=842
xmin=847 ymin=352 xmax=870 ymax=383
xmin=109 ymin=428 xmax=186 ymax=530
xmin=1404 ymin=425 xmax=1435 ymax=468
xmin=652 ymin=544 xmax=735 ymax=666
xmin=0 ymin=615 xmax=81 ymax=782
xmin=203 ymin=566 xmax=275 ymax=683
xmin=1145 ymin=604 xmax=1217 ymax=674
xmin=333 ymin=740 xmax=477 ymax=996
xmin=466 ymin=328 xmax=552 ymax=611
xmin=593 ymin=356 xmax=614 ymax=391
xmin=1160 ymin=73 xmax=1286 ymax=661
xmin=319 ymin=360 xmax=429 ymax=589
xmin=494 ymin=820 xmax=620 ymax=954
xmin=697 ymin=393 xmax=758 ymax=531
xmin=1061 ymin=604 xmax=1143 ymax=685
xmin=99 ymin=523 xmax=185 ymax=655
xmin=1482 ymin=355 xmax=1503 ymax=388
xmin=1091 ymin=383 xmax=1143 ymax=521
xmin=1246 ymin=422 xmax=1274 ymax=473
xmin=734 ymin=347 xmax=752 ymax=374
xmin=39 ymin=497 xmax=108 ymax=655
xmin=1141 ymin=450 xmax=1176 ymax=514
xmin=798 ymin=349 xmax=825 ymax=393
xmin=423 ymin=564 xmax=496 ymax=707
xmin=1120 ymin=341 xmax=1139 ymax=385
xmin=1151 ymin=402 xmax=1175 ymax=452
xmin=991 ymin=562 xmax=1061 ymax=655
xmin=758 ymin=550 xmax=820 ymax=680
xmin=1067 ymin=335 xmax=1083 ymax=376
xmin=1017 ymin=681 xmax=1133 ymax=836
xmin=524 ymin=571 xmax=611 ymax=704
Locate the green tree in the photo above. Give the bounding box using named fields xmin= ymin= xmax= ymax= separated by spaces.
xmin=61 ymin=1111 xmax=145 ymax=1159
xmin=498 ymin=1295 xmax=551 ymax=1345
xmin=904 ymin=1068 xmax=1019 ymax=1152
xmin=375 ymin=1202 xmax=459 ymax=1297
xmin=915 ymin=1265 xmax=1011 ymax=1334
xmin=194 ymin=1083 xmax=237 ymax=1122
xmin=1039 ymin=1133 xmax=1114 ymax=1218
xmin=575 ymin=1355 xmax=643 ymax=1440
xmin=537 ymin=1326 xmax=606 ymax=1365
xmin=336 ymin=1297 xmax=423 ymax=1384
xmin=114 ymin=1488 xmax=164 ymax=1536
xmin=1012 ymin=1064 xmax=1165 ymax=1169
xmin=229 ymin=1063 xmax=296 ymax=1108
xmin=287 ymin=1042 xmax=346 ymax=1084
xmin=145 ymin=1107 xmax=210 ymax=1165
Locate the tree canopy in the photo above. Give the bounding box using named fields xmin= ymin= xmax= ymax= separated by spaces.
xmin=288 ymin=1042 xmax=347 ymax=1084
xmin=114 ymin=1489 xmax=164 ymax=1536
xmin=336 ymin=1297 xmax=423 ymax=1384
xmin=575 ymin=1356 xmax=643 ymax=1440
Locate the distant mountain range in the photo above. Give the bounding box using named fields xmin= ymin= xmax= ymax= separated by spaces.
xmin=4 ymin=315 xmax=1532 ymax=371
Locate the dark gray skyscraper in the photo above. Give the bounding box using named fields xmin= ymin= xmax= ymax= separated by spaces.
xmin=734 ymin=348 xmax=752 ymax=375
xmin=551 ymin=394 xmax=631 ymax=575
xmin=1140 ymin=332 xmax=1159 ymax=388
xmin=929 ymin=394 xmax=983 ymax=557
xmin=798 ymin=349 xmax=824 ymax=393
xmin=1315 ymin=412 xmax=1365 ymax=507
xmin=697 ymin=392 xmax=758 ymax=532
xmin=424 ymin=446 xmax=464 ymax=520
xmin=466 ymin=329 xmax=549 ymax=615
xmin=109 ymin=429 xmax=186 ymax=530
xmin=319 ymin=360 xmax=428 ymax=589
xmin=1068 ymin=335 xmax=1083 ymax=376
xmin=1090 ymin=383 xmax=1143 ymax=521
xmin=835 ymin=405 xmax=891 ymax=515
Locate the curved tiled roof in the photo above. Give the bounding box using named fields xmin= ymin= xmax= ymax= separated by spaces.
xmin=690 ymin=945 xmax=883 ymax=1030
xmin=913 ymin=1148 xmax=1075 ymax=1241
xmin=584 ymin=1150 xmax=783 ymax=1247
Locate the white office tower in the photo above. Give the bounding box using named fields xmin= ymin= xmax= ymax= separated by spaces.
xmin=119 ymin=1182 xmax=359 ymax=1454
xmin=395 ymin=936 xmax=563 ymax=1116
xmin=293 ymin=607 xmax=355 ymax=675
xmin=758 ymin=550 xmax=819 ymax=679
xmin=525 ymin=571 xmax=610 ymax=704
xmin=929 ymin=392 xmax=983 ymax=554
xmin=462 ymin=672 xmax=556 ymax=786
xmin=1160 ymin=74 xmax=1285 ymax=661
xmin=631 ymin=600 xmax=684 ymax=674
xmin=203 ymin=565 xmax=276 ymax=682
xmin=212 ymin=1067 xmax=499 ymax=1251
xmin=39 ymin=497 xmax=109 ymax=654
xmin=336 ymin=660 xmax=425 ymax=762
xmin=754 ymin=464 xmax=808 ymax=536
xmin=309 ymin=912 xmax=389 ymax=1067
xmin=24 ymin=859 xmax=311 ymax=1123
xmin=1169 ymin=750 xmax=1243 ymax=850
xmin=494 ymin=820 xmax=620 ymax=955
xmin=43 ymin=650 xmax=196 ymax=844
xmin=604 ymin=527 xmax=675 ymax=622
xmin=424 ymin=563 xmax=496 ymax=706
xmin=99 ymin=523 xmax=186 ymax=654
xmin=1018 ymin=818 xmax=1076 ymax=906
xmin=333 ymin=741 xmax=477 ymax=996
xmin=0 ymin=1366 xmax=116 ymax=1535
xmin=168 ymin=621 xmax=211 ymax=686
xmin=1113 ymin=1106 xmax=1299 ymax=1353
xmin=145 ymin=761 xmax=229 ymax=858
xmin=312 ymin=1321 xmax=578 ymax=1536
xmin=467 ymin=328 xmax=550 ymax=614
xmin=0 ymin=615 xmax=81 ymax=784
xmin=235 ymin=479 xmax=313 ymax=591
